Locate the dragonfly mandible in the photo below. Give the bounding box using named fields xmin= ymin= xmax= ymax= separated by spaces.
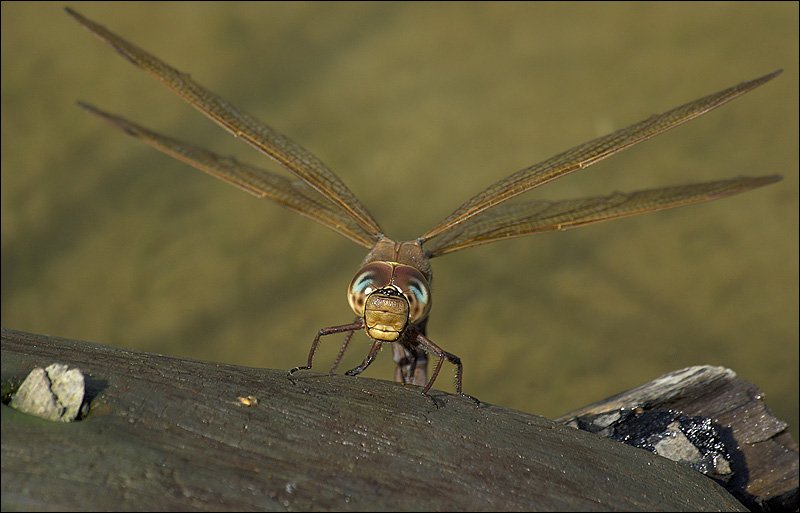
xmin=67 ymin=8 xmax=782 ymax=400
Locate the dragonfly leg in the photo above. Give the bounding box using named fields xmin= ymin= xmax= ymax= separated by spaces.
xmin=329 ymin=317 xmax=360 ymax=374
xmin=288 ymin=320 xmax=363 ymax=381
xmin=415 ymin=332 xmax=480 ymax=405
xmin=345 ymin=339 xmax=383 ymax=377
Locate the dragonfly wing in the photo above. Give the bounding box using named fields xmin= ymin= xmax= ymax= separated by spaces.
xmin=79 ymin=102 xmax=377 ymax=248
xmin=67 ymin=8 xmax=383 ymax=241
xmin=420 ymin=70 xmax=782 ymax=243
xmin=426 ymin=175 xmax=781 ymax=257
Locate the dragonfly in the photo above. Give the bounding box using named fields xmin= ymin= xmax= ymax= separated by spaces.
xmin=67 ymin=8 xmax=781 ymax=400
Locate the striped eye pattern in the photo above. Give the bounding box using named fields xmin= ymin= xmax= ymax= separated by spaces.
xmin=347 ymin=262 xmax=393 ymax=316
xmin=393 ymin=265 xmax=432 ymax=323
xmin=348 ymin=261 xmax=431 ymax=324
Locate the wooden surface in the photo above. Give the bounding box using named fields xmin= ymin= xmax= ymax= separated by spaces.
xmin=0 ymin=328 xmax=750 ymax=511
xmin=559 ymin=366 xmax=799 ymax=511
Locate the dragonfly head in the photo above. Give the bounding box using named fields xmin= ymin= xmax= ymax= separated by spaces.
xmin=348 ymin=261 xmax=432 ymax=341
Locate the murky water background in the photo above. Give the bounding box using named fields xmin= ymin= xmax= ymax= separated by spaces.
xmin=3 ymin=2 xmax=797 ymax=439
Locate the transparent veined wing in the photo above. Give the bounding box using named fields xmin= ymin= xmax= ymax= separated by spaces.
xmin=420 ymin=70 xmax=782 ymax=244
xmin=426 ymin=175 xmax=781 ymax=257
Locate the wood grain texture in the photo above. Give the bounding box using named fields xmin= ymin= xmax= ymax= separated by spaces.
xmin=2 ymin=328 xmax=745 ymax=511
xmin=558 ymin=365 xmax=799 ymax=511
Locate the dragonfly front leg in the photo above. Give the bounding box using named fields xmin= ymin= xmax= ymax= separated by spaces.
xmin=288 ymin=320 xmax=363 ymax=380
xmin=329 ymin=316 xmax=361 ymax=374
xmin=344 ymin=339 xmax=383 ymax=377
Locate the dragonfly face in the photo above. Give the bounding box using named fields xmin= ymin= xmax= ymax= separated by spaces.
xmin=348 ymin=254 xmax=433 ymax=342
xmin=66 ymin=8 xmax=782 ymax=400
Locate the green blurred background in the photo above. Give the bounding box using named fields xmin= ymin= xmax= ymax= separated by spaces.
xmin=3 ymin=2 xmax=797 ymax=439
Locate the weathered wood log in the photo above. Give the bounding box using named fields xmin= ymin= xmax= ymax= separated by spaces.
xmin=0 ymin=328 xmax=753 ymax=511
xmin=558 ymin=366 xmax=799 ymax=511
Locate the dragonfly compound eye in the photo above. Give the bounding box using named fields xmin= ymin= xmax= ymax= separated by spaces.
xmin=347 ymin=262 xmax=393 ymax=317
xmin=393 ymin=265 xmax=432 ymax=323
